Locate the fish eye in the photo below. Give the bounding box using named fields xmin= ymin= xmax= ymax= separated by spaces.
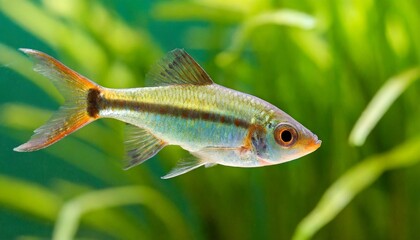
xmin=274 ymin=124 xmax=298 ymax=147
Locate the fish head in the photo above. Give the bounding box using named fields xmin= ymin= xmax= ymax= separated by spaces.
xmin=261 ymin=115 xmax=321 ymax=165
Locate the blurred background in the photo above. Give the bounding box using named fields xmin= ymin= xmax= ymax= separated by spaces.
xmin=1 ymin=0 xmax=420 ymax=239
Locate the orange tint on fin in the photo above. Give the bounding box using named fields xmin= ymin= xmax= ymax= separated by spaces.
xmin=14 ymin=108 xmax=93 ymax=152
xmin=14 ymin=49 xmax=102 ymax=152
xmin=18 ymin=49 xmax=97 ymax=93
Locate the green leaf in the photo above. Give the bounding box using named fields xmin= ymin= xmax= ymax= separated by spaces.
xmin=42 ymin=0 xmax=161 ymax=87
xmin=0 ymin=0 xmax=108 ymax=78
xmin=0 ymin=175 xmax=151 ymax=239
xmin=52 ymin=181 xmax=149 ymax=240
xmin=349 ymin=68 xmax=420 ymax=146
xmin=0 ymin=44 xmax=61 ymax=100
xmin=152 ymin=1 xmax=246 ymax=23
xmin=53 ymin=186 xmax=191 ymax=240
xmin=292 ymin=136 xmax=420 ymax=240
xmin=0 ymin=175 xmax=62 ymax=220
xmin=216 ymin=9 xmax=317 ymax=67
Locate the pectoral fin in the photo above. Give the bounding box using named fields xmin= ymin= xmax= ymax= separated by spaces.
xmin=124 ymin=124 xmax=166 ymax=169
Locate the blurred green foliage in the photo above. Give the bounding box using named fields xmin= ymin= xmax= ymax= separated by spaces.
xmin=0 ymin=0 xmax=420 ymax=239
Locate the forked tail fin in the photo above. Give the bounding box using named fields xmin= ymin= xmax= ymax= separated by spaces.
xmin=14 ymin=49 xmax=102 ymax=152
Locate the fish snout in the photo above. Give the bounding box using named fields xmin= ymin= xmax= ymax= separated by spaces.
xmin=305 ymin=134 xmax=322 ymax=152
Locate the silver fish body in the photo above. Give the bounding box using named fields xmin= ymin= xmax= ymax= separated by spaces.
xmin=15 ymin=48 xmax=321 ymax=178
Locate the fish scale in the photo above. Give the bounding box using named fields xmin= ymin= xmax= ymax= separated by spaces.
xmin=14 ymin=48 xmax=321 ymax=179
xmin=100 ymin=85 xmax=259 ymax=150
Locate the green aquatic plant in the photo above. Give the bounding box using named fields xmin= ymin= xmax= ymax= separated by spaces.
xmin=294 ymin=135 xmax=420 ymax=240
xmin=292 ymin=68 xmax=420 ymax=240
xmin=349 ymin=68 xmax=420 ymax=146
xmin=53 ymin=186 xmax=190 ymax=240
xmin=1 ymin=0 xmax=420 ymax=239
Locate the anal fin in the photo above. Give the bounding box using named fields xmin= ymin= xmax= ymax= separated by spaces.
xmin=124 ymin=124 xmax=166 ymax=169
xmin=205 ymin=163 xmax=218 ymax=168
xmin=161 ymin=157 xmax=205 ymax=179
xmin=162 ymin=147 xmax=236 ymax=179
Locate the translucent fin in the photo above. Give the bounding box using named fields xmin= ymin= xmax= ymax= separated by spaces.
xmin=14 ymin=49 xmax=101 ymax=152
xmin=205 ymin=163 xmax=218 ymax=168
xmin=124 ymin=124 xmax=166 ymax=169
xmin=161 ymin=157 xmax=205 ymax=179
xmin=145 ymin=49 xmax=214 ymax=87
xmin=19 ymin=49 xmax=98 ymax=98
xmin=14 ymin=106 xmax=93 ymax=151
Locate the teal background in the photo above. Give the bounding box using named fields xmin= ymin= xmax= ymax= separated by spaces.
xmin=1 ymin=0 xmax=420 ymax=239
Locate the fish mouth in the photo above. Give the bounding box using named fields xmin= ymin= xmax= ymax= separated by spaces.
xmin=305 ymin=135 xmax=322 ymax=152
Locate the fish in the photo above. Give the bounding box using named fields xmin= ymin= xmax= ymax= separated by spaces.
xmin=14 ymin=48 xmax=321 ymax=179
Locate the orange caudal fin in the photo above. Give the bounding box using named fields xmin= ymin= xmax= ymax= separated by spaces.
xmin=14 ymin=49 xmax=102 ymax=152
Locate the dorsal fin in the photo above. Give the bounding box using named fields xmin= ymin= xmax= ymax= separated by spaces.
xmin=145 ymin=49 xmax=214 ymax=87
xmin=123 ymin=124 xmax=166 ymax=169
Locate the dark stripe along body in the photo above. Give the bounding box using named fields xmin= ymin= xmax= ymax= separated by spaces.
xmin=98 ymin=84 xmax=277 ymax=152
xmin=15 ymin=48 xmax=321 ymax=179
